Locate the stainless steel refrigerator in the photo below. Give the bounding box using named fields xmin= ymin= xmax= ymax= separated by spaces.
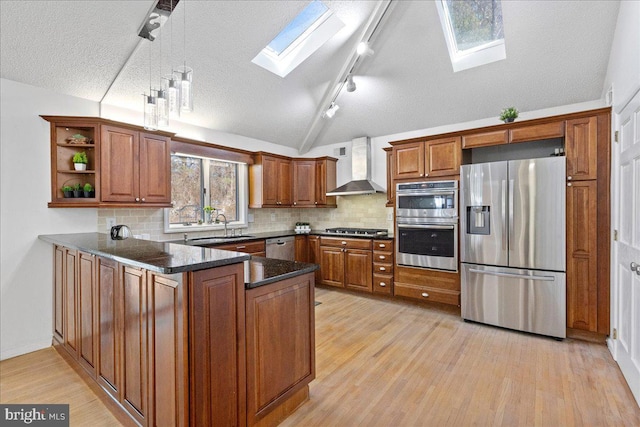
xmin=460 ymin=157 xmax=566 ymax=338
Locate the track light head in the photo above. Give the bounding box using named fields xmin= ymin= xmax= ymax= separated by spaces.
xmin=324 ymin=102 xmax=340 ymax=119
xmin=346 ymin=74 xmax=356 ymax=92
xmin=357 ymin=42 xmax=374 ymax=57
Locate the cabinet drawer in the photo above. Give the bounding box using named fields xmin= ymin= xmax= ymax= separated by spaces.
xmin=373 ymin=240 xmax=392 ymax=251
xmin=394 ymin=282 xmax=460 ymax=306
xmin=320 ymin=237 xmax=372 ymax=250
xmin=509 ymin=121 xmax=565 ymax=144
xmin=373 ymin=274 xmax=393 ymax=295
xmin=373 ymin=251 xmax=393 ymax=263
xmin=373 ymin=262 xmax=393 ymax=275
xmin=462 ymin=130 xmax=508 ymax=148
xmin=213 ymin=239 xmax=265 ymax=254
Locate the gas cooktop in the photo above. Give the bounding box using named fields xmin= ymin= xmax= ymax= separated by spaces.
xmin=324 ymin=227 xmax=389 ymax=237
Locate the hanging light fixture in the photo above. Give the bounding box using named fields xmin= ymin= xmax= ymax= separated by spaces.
xmin=177 ymin=0 xmax=193 ymax=113
xmin=143 ymin=33 xmax=159 ymax=131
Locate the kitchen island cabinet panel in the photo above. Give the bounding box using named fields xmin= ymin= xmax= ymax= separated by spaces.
xmin=190 ymin=263 xmax=246 ymax=427
xmin=96 ymin=257 xmax=120 ymax=399
xmin=246 ymin=273 xmax=315 ymax=425
xmin=121 ymin=266 xmax=148 ymax=425
xmin=64 ymin=249 xmax=78 ymax=356
xmin=53 ymin=246 xmax=65 ymax=343
xmin=78 ymin=251 xmax=97 ymax=376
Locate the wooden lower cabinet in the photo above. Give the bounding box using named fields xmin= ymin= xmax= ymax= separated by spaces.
xmin=394 ymin=265 xmax=460 ymax=306
xmin=318 ymin=237 xmax=372 ymax=292
xmin=246 ymin=272 xmax=315 ymax=426
xmin=77 ymin=251 xmax=97 ymax=376
xmin=308 ymin=236 xmax=321 ymax=283
xmin=190 ymin=263 xmax=246 ymax=427
xmin=295 ymin=235 xmax=308 ymax=262
xmin=96 ymin=257 xmax=120 ymax=401
xmin=209 ymin=239 xmax=266 ymax=258
xmin=566 ymin=180 xmax=598 ymax=331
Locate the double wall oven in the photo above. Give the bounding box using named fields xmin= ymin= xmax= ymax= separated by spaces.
xmin=396 ymin=181 xmax=458 ymax=272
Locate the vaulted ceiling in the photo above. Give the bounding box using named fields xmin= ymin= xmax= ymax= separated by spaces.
xmin=0 ymin=1 xmax=620 ymax=153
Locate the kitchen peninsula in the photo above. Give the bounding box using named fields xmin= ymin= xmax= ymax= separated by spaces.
xmin=38 ymin=233 xmax=317 ymax=427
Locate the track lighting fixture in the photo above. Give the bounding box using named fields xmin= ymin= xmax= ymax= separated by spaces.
xmin=356 ymin=41 xmax=374 ymax=57
xmin=346 ymin=74 xmax=356 ymax=92
xmin=324 ymin=102 xmax=340 ymax=119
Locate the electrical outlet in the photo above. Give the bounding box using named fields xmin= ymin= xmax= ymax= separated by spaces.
xmin=248 ymin=213 xmax=255 ymax=223
xmin=270 ymin=213 xmax=276 ymax=221
xmin=387 ymin=212 xmax=393 ymax=221
xmin=106 ymin=217 xmax=116 ymax=230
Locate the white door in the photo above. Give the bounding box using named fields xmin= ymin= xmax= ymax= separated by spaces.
xmin=614 ymin=87 xmax=640 ymax=407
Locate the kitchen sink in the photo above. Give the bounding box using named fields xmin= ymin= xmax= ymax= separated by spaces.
xmin=188 ymin=235 xmax=254 ymax=241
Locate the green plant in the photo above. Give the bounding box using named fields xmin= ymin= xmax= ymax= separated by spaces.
xmin=61 ymin=185 xmax=73 ymax=192
xmin=499 ymin=107 xmax=519 ymax=122
xmin=203 ymin=206 xmax=215 ymax=213
xmin=72 ymin=151 xmax=88 ymax=164
xmin=73 ymin=183 xmax=82 ymax=191
xmin=83 ymin=183 xmax=93 ymax=191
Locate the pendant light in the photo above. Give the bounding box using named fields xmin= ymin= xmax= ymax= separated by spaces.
xmin=156 ymin=22 xmax=169 ymax=127
xmin=164 ymin=0 xmax=180 ymax=119
xmin=143 ymin=39 xmax=158 ymax=130
xmin=177 ymin=0 xmax=193 ymax=113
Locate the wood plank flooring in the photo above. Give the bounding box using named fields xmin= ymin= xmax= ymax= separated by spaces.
xmin=2 ymin=286 xmax=639 ymax=426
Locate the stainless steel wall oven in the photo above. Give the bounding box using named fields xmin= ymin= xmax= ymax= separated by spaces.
xmin=396 ymin=181 xmax=458 ymax=272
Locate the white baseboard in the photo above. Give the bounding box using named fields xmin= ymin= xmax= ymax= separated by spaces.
xmin=0 ymin=337 xmax=52 ymax=361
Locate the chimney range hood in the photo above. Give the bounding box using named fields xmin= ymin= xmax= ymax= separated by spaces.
xmin=326 ymin=137 xmax=386 ymax=196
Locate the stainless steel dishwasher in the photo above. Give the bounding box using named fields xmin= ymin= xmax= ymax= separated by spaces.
xmin=265 ymin=236 xmax=295 ymax=260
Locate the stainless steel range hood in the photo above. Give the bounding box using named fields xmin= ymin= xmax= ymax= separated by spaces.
xmin=326 ymin=137 xmax=386 ymax=196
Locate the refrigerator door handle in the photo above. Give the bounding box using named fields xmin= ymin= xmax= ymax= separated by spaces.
xmin=501 ymin=179 xmax=507 ymax=251
xmin=468 ymin=268 xmax=556 ymax=282
xmin=508 ymin=179 xmax=515 ymax=245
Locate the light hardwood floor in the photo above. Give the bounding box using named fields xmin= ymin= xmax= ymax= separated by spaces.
xmin=2 ymin=287 xmax=639 ymax=426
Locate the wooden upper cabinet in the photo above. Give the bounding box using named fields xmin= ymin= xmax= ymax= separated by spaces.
xmin=566 ymin=116 xmax=598 ymax=181
xmin=384 ymin=147 xmax=394 ymax=206
xmin=315 ymin=157 xmax=337 ymax=207
xmin=462 ymin=130 xmax=508 ymax=148
xmin=293 ymin=160 xmax=316 ymax=207
xmin=250 ymin=154 xmax=292 ymax=207
xmin=509 ymin=121 xmax=565 ymax=144
xmin=426 ymin=136 xmax=461 ymax=177
xmin=393 ymin=141 xmax=424 ymax=180
xmin=393 ymin=137 xmax=460 ymax=180
xmin=101 ymin=125 xmax=171 ymax=206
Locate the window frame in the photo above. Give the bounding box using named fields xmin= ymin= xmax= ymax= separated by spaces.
xmin=163 ymin=141 xmax=251 ymax=234
xmin=435 ymin=0 xmax=506 ymax=72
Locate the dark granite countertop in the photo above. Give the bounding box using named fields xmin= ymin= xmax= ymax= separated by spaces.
xmin=168 ymin=230 xmax=393 ymax=247
xmin=245 ymin=257 xmax=319 ymax=289
xmin=38 ymin=232 xmax=249 ymax=274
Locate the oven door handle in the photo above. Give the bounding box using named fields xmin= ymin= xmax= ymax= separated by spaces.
xmin=397 ymin=224 xmax=455 ymax=230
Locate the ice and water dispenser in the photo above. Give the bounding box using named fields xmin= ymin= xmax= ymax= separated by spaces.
xmin=467 ymin=206 xmax=490 ymax=235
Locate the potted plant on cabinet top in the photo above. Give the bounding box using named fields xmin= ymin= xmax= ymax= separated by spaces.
xmin=72 ymin=183 xmax=82 ymax=198
xmin=72 ymin=151 xmax=88 ymax=170
xmin=499 ymin=107 xmax=519 ymax=123
xmin=61 ymin=185 xmax=74 ymax=198
xmin=83 ymin=183 xmax=94 ymax=198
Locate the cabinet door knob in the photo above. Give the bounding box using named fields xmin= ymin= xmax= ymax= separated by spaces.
xmin=631 ymin=262 xmax=638 ymax=272
xmin=421 ymin=292 xmax=429 ymax=298
xmin=141 ymin=198 xmax=145 ymax=202
xmin=315 ymin=201 xmax=318 ymax=205
xmin=135 ymin=197 xmax=140 ymax=202
xmin=380 ymin=282 xmax=386 ymax=287
xmin=567 ymin=183 xmax=572 ymax=187
xmin=567 ymin=176 xmax=572 ymax=180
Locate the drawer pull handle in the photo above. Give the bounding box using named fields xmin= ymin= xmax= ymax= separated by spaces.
xmin=379 ymin=244 xmax=386 ymax=248
xmin=380 ymin=282 xmax=386 ymax=287
xmin=379 ymin=255 xmax=386 ymax=260
xmin=379 ymin=267 xmax=386 ymax=271
xmin=236 ymin=245 xmax=246 ymax=249
xmin=421 ymin=292 xmax=429 ymax=298
xmin=341 ymin=241 xmax=347 ymax=245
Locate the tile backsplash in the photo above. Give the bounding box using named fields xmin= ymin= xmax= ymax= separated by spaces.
xmin=97 ymin=193 xmax=393 ymax=241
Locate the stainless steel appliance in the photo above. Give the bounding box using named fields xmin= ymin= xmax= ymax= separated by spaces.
xmin=396 ymin=181 xmax=458 ymax=271
xmin=324 ymin=227 xmax=389 ymax=237
xmin=110 ymin=224 xmax=132 ymax=240
xmin=265 ymin=236 xmax=295 ymax=261
xmin=460 ymin=157 xmax=566 ymax=338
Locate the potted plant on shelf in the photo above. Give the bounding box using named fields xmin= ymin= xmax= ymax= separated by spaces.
xmin=72 ymin=151 xmax=88 ymax=170
xmin=499 ymin=107 xmax=519 ymax=123
xmin=83 ymin=183 xmax=94 ymax=198
xmin=61 ymin=185 xmax=74 ymax=198
xmin=72 ymin=183 xmax=82 ymax=198
xmin=203 ymin=206 xmax=215 ymax=223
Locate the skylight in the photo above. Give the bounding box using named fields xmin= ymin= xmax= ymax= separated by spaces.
xmin=252 ymin=1 xmax=344 ymax=78
xmin=436 ymin=0 xmax=506 ymax=72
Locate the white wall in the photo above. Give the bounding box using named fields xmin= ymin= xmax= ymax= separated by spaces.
xmin=603 ymin=0 xmax=640 ymax=112
xmin=0 ymin=79 xmax=99 ymax=360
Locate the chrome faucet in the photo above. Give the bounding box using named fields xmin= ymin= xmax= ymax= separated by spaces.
xmin=214 ymin=212 xmax=228 ymax=237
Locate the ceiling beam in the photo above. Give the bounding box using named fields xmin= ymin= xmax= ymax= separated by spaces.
xmin=297 ymin=0 xmax=394 ymax=154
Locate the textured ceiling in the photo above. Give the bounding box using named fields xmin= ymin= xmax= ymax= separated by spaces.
xmin=0 ymin=1 xmax=620 ymax=153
